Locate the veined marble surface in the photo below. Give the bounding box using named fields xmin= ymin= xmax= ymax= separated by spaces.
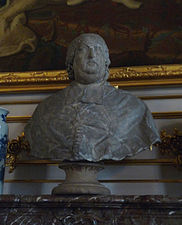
xmin=0 ymin=195 xmax=182 ymax=225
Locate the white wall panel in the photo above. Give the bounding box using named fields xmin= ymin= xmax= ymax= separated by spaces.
xmin=5 ymin=164 xmax=182 ymax=181
xmin=0 ymin=93 xmax=51 ymax=101
xmin=3 ymin=182 xmax=167 ymax=195
xmin=124 ymin=86 xmax=182 ymax=97
xmin=8 ymin=123 xmax=26 ymax=139
xmin=155 ymin=119 xmax=182 ymax=132
xmin=0 ymin=104 xmax=37 ymax=116
xmin=144 ymin=99 xmax=182 ymax=112
xmin=3 ymin=183 xmax=46 ymax=195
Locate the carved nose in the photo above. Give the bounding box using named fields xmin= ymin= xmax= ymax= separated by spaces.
xmin=88 ymin=47 xmax=95 ymax=58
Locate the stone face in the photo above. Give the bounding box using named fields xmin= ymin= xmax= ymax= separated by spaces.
xmin=0 ymin=195 xmax=182 ymax=225
xmin=24 ymin=33 xmax=160 ymax=161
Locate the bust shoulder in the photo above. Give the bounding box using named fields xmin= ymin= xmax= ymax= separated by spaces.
xmin=104 ymin=85 xmax=146 ymax=113
xmin=34 ymin=87 xmax=69 ymax=116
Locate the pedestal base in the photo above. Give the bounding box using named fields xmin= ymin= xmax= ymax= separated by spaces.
xmin=52 ymin=162 xmax=110 ymax=195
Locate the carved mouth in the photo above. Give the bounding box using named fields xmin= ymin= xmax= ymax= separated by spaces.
xmin=87 ymin=60 xmax=97 ymax=66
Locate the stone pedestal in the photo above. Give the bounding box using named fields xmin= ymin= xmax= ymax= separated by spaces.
xmin=52 ymin=162 xmax=110 ymax=195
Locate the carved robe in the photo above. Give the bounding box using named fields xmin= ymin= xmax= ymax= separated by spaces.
xmin=25 ymin=81 xmax=160 ymax=161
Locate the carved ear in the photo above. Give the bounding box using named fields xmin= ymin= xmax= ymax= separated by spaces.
xmin=67 ymin=63 xmax=75 ymax=80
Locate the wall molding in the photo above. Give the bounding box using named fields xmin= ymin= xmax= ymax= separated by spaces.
xmin=4 ymin=179 xmax=182 ymax=183
xmin=1 ymin=64 xmax=182 ymax=93
xmin=1 ymin=95 xmax=182 ymax=106
xmin=6 ymin=112 xmax=182 ymax=123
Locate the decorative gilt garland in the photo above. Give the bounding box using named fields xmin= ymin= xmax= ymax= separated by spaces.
xmin=158 ymin=129 xmax=182 ymax=168
xmin=6 ymin=133 xmax=30 ymax=173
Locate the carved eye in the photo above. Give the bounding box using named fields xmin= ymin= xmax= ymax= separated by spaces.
xmin=78 ymin=47 xmax=85 ymax=52
xmin=94 ymin=45 xmax=102 ymax=53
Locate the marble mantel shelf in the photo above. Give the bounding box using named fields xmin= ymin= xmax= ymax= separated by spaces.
xmin=0 ymin=195 xmax=182 ymax=224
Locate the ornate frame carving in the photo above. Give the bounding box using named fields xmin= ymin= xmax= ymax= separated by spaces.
xmin=1 ymin=64 xmax=182 ymax=93
xmin=158 ymin=129 xmax=182 ymax=168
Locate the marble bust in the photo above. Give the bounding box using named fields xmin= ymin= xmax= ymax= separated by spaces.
xmin=24 ymin=33 xmax=160 ymax=162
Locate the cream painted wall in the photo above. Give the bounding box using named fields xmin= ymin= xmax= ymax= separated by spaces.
xmin=1 ymin=85 xmax=182 ymax=196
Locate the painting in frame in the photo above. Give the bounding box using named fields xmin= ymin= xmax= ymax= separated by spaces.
xmin=0 ymin=0 xmax=182 ymax=92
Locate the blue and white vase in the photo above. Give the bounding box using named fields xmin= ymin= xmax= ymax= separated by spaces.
xmin=0 ymin=107 xmax=9 ymax=194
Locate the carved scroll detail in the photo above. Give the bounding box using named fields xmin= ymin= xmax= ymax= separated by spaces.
xmin=158 ymin=129 xmax=182 ymax=167
xmin=6 ymin=133 xmax=30 ymax=173
xmin=1 ymin=65 xmax=182 ymax=85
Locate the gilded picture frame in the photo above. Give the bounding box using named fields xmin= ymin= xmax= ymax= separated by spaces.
xmin=0 ymin=64 xmax=182 ymax=93
xmin=1 ymin=1 xmax=182 ymax=93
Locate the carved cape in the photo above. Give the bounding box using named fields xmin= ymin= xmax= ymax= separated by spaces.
xmin=25 ymin=81 xmax=160 ymax=161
